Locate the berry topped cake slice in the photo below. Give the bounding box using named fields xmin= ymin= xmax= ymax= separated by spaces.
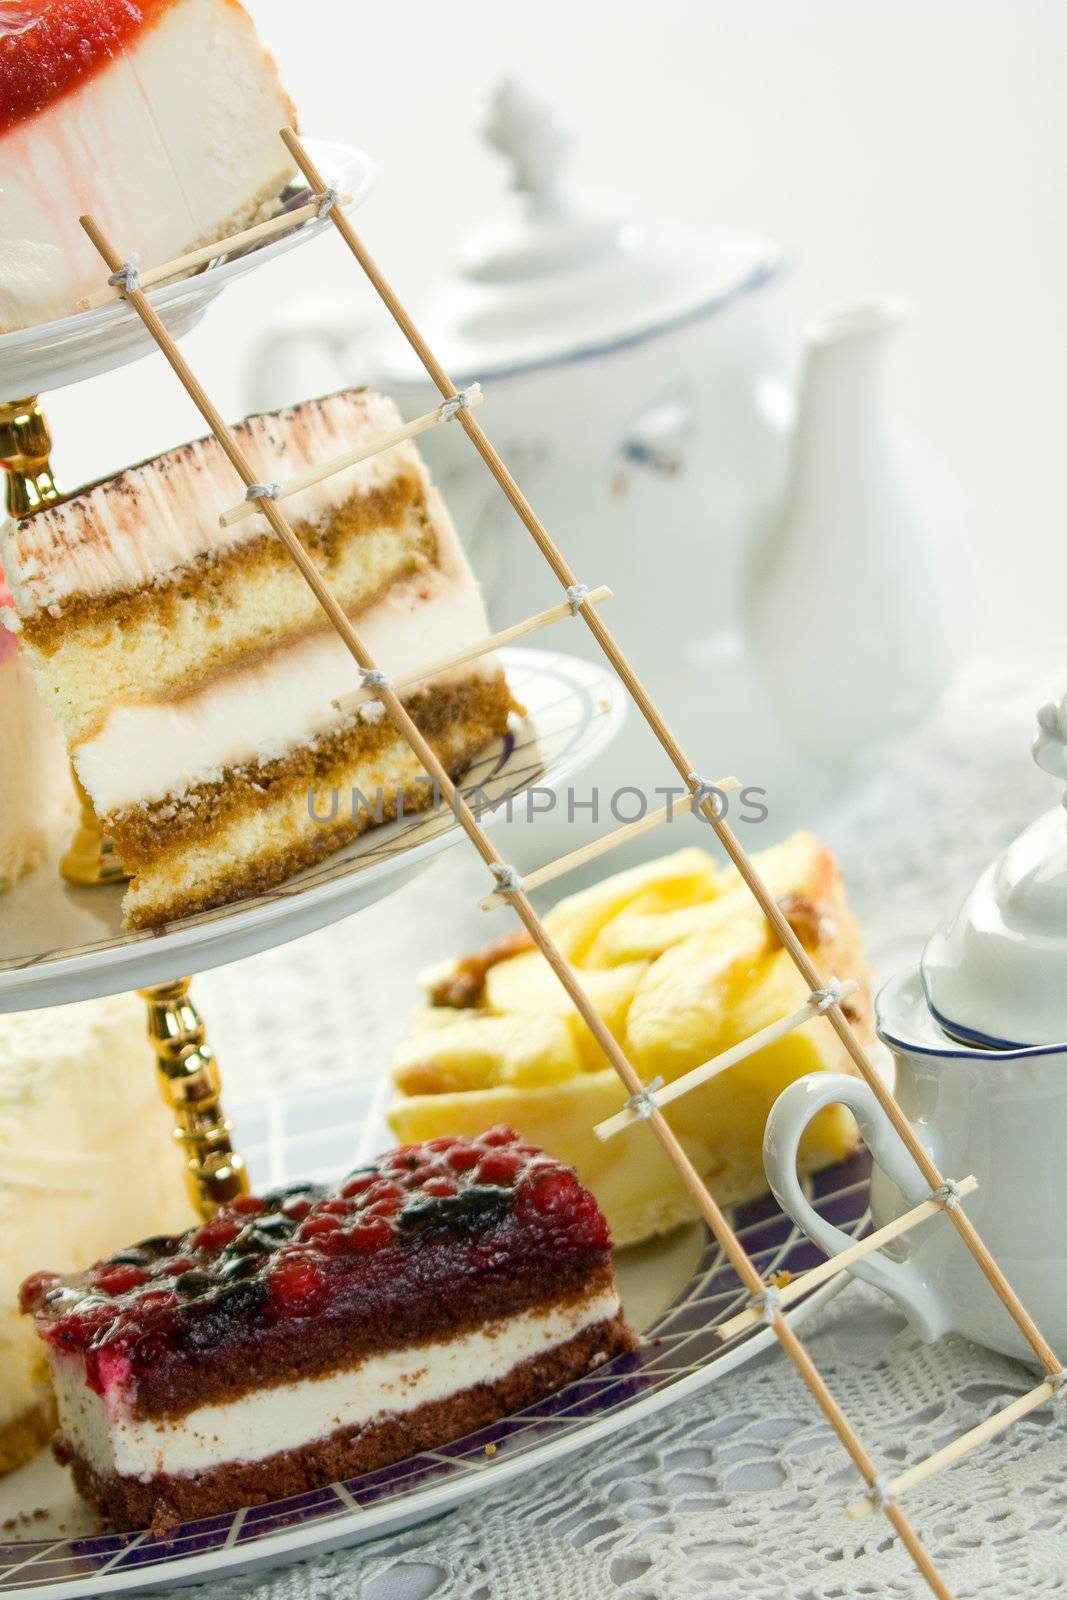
xmin=21 ymin=1131 xmax=635 ymax=1532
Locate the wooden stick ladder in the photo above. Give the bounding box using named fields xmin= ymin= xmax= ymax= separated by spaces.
xmin=77 ymin=128 xmax=1067 ymax=1597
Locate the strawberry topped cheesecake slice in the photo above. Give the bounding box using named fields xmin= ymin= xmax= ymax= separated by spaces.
xmin=0 ymin=0 xmax=297 ymax=331
xmin=22 ymin=1131 xmax=635 ymax=1531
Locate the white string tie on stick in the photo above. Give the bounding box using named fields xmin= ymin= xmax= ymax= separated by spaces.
xmin=931 ymin=1178 xmax=964 ymax=1211
xmin=566 ymin=583 xmax=591 ymax=615
xmin=626 ymin=1075 xmax=665 ymax=1122
xmin=1049 ymin=1369 xmax=1067 ymax=1401
xmin=439 ymin=383 xmax=482 ymax=422
xmin=489 ymin=862 xmax=524 ymax=895
xmin=107 ymin=253 xmax=141 ymax=294
xmin=747 ymin=1283 xmax=783 ymax=1326
xmin=314 ymin=186 xmax=341 ymax=219
xmin=810 ymin=977 xmax=847 ymax=1014
xmin=687 ymin=771 xmax=727 ymax=821
xmin=866 ymin=1473 xmax=895 ymax=1512
xmin=357 ymin=667 xmax=392 ymax=693
xmin=244 ymin=482 xmax=282 ymax=502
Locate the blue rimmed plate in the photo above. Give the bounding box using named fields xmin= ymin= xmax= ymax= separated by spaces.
xmin=0 ymin=1078 xmax=871 ymax=1597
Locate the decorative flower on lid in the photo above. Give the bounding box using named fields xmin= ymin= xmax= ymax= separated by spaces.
xmin=922 ymin=695 xmax=1067 ymax=1048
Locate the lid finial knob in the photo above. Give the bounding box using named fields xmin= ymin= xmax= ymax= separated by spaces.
xmin=1033 ymin=694 xmax=1067 ymax=805
xmin=483 ymin=79 xmax=569 ymax=205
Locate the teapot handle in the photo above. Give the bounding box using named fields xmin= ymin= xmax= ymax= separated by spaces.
xmin=763 ymin=1073 xmax=956 ymax=1343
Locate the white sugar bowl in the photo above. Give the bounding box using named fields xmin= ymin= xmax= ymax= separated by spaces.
xmin=764 ymin=696 xmax=1067 ymax=1366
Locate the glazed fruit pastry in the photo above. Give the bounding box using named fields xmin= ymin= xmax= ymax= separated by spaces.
xmin=22 ymin=1131 xmax=635 ymax=1531
xmin=390 ymin=834 xmax=875 ymax=1246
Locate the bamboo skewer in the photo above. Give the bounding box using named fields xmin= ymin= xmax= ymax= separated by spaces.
xmin=715 ymin=1174 xmax=979 ymax=1342
xmin=333 ymin=586 xmax=612 ymax=716
xmin=219 ymin=387 xmax=484 ymax=527
xmin=593 ymin=979 xmax=861 ymax=1141
xmin=282 ymin=122 xmax=1065 ymax=1394
xmin=847 ymin=1377 xmax=1062 ymax=1520
xmin=478 ymin=777 xmax=740 ymax=910
xmin=205 ymin=134 xmax=961 ymax=1596
xmin=79 ymin=192 xmax=352 ymax=309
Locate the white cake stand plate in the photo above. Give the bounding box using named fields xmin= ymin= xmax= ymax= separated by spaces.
xmin=0 ymin=647 xmax=625 ymax=1011
xmin=0 ymin=139 xmax=375 ymax=401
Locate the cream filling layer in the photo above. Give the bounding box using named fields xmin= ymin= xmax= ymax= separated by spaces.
xmin=53 ymin=1288 xmax=621 ymax=1482
xmin=74 ymin=524 xmax=500 ymax=814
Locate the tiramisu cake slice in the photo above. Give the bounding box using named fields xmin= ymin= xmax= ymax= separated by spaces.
xmin=22 ymin=1130 xmax=634 ymax=1530
xmin=1 ymin=388 xmax=513 ymax=928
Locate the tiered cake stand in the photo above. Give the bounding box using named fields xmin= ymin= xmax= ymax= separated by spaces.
xmin=0 ymin=140 xmax=623 ymax=1217
xmin=3 ymin=124 xmax=1059 ymax=1600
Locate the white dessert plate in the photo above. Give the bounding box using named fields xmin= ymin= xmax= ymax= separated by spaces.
xmin=0 ymin=139 xmax=375 ymax=402
xmin=0 ymin=1075 xmax=870 ymax=1598
xmin=0 ymin=647 xmax=626 ymax=1011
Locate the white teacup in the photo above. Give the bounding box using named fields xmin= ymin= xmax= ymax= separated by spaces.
xmin=763 ymin=966 xmax=1067 ymax=1368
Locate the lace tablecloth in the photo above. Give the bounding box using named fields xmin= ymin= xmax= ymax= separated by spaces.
xmin=184 ymin=653 xmax=1065 ymax=1599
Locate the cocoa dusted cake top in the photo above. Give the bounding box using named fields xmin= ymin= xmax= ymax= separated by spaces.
xmin=21 ymin=1130 xmax=613 ymax=1414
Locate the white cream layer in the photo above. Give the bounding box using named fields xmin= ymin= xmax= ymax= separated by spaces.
xmin=0 ymin=0 xmax=294 ymax=333
xmin=73 ymin=497 xmax=500 ymax=813
xmin=1 ymin=389 xmax=419 ymax=614
xmin=52 ymin=1289 xmax=620 ymax=1481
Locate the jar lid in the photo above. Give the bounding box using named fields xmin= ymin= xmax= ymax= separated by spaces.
xmin=922 ymin=696 xmax=1067 ymax=1047
xmin=372 ymin=80 xmax=783 ymax=385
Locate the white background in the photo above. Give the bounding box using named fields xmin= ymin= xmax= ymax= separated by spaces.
xmin=43 ymin=0 xmax=1067 ymax=647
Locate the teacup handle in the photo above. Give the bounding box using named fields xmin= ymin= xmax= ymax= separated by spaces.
xmin=763 ymin=1073 xmax=955 ymax=1342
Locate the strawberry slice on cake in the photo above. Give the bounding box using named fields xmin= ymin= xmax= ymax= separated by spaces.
xmin=21 ymin=1131 xmax=636 ymax=1531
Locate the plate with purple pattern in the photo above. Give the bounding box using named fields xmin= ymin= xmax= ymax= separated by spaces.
xmin=0 ymin=1077 xmax=871 ymax=1597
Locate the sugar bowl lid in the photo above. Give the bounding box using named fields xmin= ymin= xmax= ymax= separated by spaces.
xmin=372 ymin=79 xmax=783 ymax=385
xmin=922 ymin=695 xmax=1067 ymax=1048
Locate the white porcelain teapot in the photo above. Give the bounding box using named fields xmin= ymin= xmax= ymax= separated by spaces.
xmin=245 ymin=81 xmax=792 ymax=736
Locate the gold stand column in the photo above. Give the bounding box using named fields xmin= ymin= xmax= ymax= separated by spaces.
xmin=1 ymin=395 xmax=248 ymax=1218
xmin=139 ymin=980 xmax=247 ymax=1212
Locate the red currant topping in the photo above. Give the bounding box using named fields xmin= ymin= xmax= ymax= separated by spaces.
xmin=346 ymin=1218 xmax=394 ymax=1252
xmin=476 ymin=1150 xmax=524 ymax=1187
xmin=54 ymin=1299 xmax=119 ymax=1351
xmin=91 ymin=1263 xmax=148 ymax=1296
xmin=478 ymin=1125 xmax=518 ymax=1148
xmin=445 ymin=1144 xmax=481 ymax=1172
xmin=268 ymin=1257 xmax=327 ymax=1317
xmin=162 ymin=1257 xmax=196 ymax=1277
xmin=229 ymin=1196 xmax=267 ymax=1216
xmin=191 ymin=1217 xmax=241 ymax=1253
xmin=134 ymin=1290 xmax=179 ymax=1320
xmin=18 ymin=1271 xmax=60 ymax=1314
xmin=523 ymin=1169 xmax=580 ymax=1216
xmin=340 ymin=1173 xmax=376 ymax=1199
xmin=296 ymin=1214 xmax=343 ymax=1241
xmin=320 ymin=1199 xmax=350 ymax=1216
xmin=425 ymin=1135 xmax=459 ymax=1152
xmin=365 ymin=1194 xmax=404 ymax=1217
xmin=419 ymin=1175 xmax=459 ymax=1198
